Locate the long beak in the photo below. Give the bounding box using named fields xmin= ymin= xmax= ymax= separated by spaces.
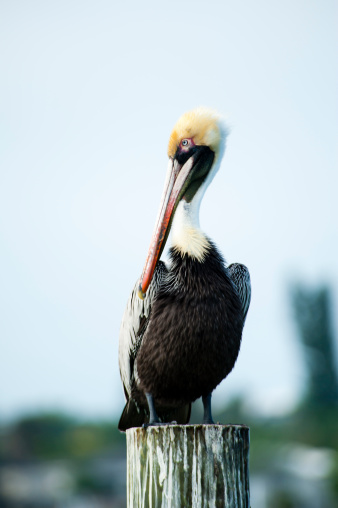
xmin=138 ymin=155 xmax=195 ymax=299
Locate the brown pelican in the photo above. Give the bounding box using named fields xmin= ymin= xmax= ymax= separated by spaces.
xmin=118 ymin=107 xmax=251 ymax=431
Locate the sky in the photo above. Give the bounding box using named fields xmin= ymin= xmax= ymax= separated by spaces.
xmin=0 ymin=0 xmax=337 ymax=422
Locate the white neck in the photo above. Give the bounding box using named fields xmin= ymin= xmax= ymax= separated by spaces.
xmin=171 ymin=148 xmax=224 ymax=261
xmin=171 ymin=197 xmax=210 ymax=261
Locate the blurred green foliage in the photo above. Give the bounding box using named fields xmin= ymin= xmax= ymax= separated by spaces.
xmin=0 ymin=413 xmax=125 ymax=462
xmin=291 ymin=285 xmax=338 ymax=408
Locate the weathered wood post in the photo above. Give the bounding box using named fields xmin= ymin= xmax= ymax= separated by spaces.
xmin=126 ymin=424 xmax=250 ymax=507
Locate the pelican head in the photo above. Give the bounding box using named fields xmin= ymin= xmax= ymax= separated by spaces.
xmin=168 ymin=107 xmax=225 ymax=161
xmin=138 ymin=107 xmax=228 ymax=299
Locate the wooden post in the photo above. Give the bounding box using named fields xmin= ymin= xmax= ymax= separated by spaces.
xmin=126 ymin=424 xmax=250 ymax=508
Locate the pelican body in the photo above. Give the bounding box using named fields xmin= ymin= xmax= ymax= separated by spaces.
xmin=118 ymin=108 xmax=251 ymax=431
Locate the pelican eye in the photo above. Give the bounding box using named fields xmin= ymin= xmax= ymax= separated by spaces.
xmin=182 ymin=139 xmax=188 ymax=146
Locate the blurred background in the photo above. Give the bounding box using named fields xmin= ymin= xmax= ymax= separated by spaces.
xmin=0 ymin=0 xmax=337 ymax=506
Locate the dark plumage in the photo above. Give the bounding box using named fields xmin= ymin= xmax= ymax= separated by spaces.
xmin=118 ymin=243 xmax=250 ymax=431
xmin=136 ymin=244 xmax=243 ymax=406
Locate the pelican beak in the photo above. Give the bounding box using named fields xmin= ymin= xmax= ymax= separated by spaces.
xmin=138 ymin=146 xmax=213 ymax=299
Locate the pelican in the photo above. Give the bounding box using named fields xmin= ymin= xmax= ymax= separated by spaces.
xmin=118 ymin=107 xmax=251 ymax=431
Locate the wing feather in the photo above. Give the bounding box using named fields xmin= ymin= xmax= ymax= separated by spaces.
xmin=228 ymin=263 xmax=251 ymax=323
xmin=118 ymin=261 xmax=167 ymax=399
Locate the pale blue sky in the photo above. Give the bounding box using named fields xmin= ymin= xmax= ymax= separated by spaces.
xmin=1 ymin=0 xmax=337 ymax=420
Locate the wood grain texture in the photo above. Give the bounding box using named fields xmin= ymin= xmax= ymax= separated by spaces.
xmin=126 ymin=424 xmax=250 ymax=508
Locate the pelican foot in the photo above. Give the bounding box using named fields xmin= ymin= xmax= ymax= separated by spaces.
xmin=142 ymin=420 xmax=177 ymax=429
xmin=202 ymin=417 xmax=215 ymax=425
